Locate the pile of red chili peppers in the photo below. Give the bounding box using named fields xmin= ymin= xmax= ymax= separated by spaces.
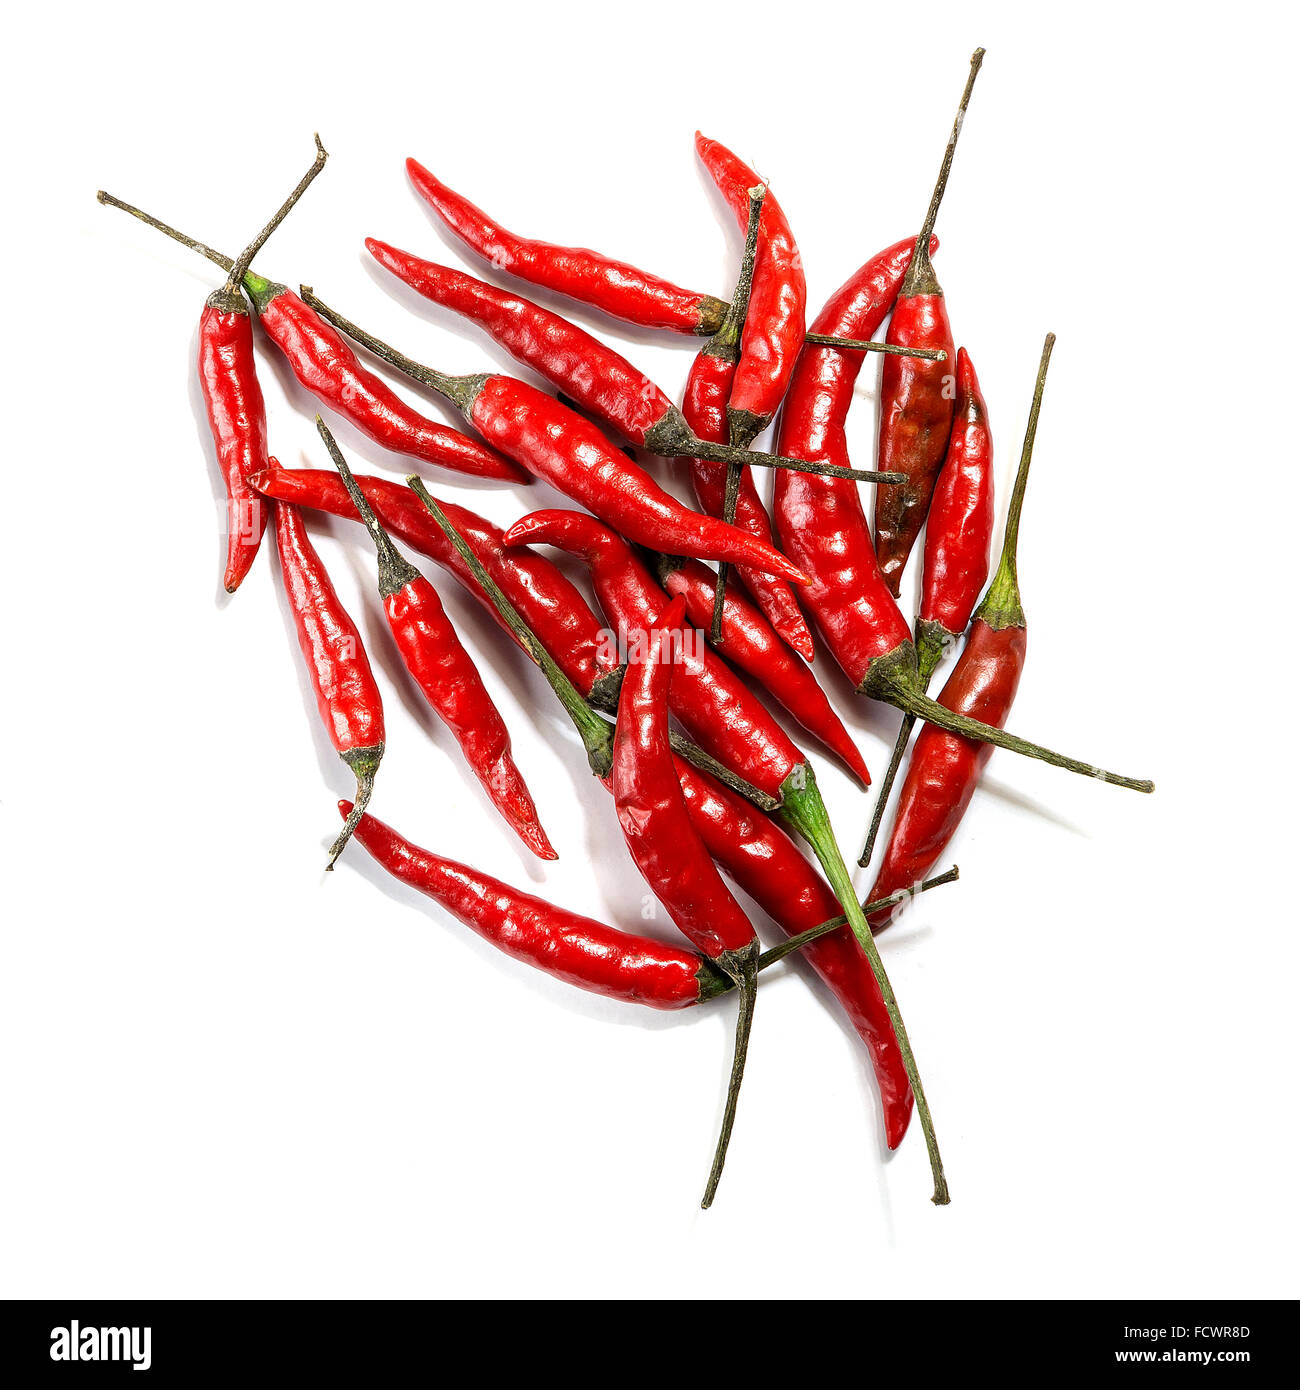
xmin=98 ymin=48 xmax=1153 ymax=1211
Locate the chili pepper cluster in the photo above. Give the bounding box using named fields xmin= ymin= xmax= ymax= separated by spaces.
xmin=99 ymin=47 xmax=1152 ymax=1210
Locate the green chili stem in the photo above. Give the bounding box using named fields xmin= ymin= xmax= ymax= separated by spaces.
xmin=223 ymin=135 xmax=327 ymax=293
xmin=804 ymin=333 xmax=947 ymax=361
xmin=97 ymin=190 xmax=236 ymax=272
xmin=701 ymin=943 xmax=758 ymax=1210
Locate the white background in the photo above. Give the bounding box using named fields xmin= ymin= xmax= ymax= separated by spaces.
xmin=4 ymin=1 xmax=1297 ymax=1299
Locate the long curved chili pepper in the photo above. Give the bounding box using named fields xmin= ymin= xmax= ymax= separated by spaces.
xmin=199 ymin=137 xmax=328 ymax=593
xmin=613 ymin=593 xmax=758 ymax=1208
xmin=318 ymin=420 xmax=556 ymax=861
xmin=247 ymin=463 xmax=621 ymax=703
xmin=867 ymin=335 xmax=1053 ymax=926
xmin=776 ymin=247 xmax=1153 ymax=794
xmin=417 ymin=489 xmax=947 ymax=1161
xmin=360 ymin=242 xmax=903 ymax=487
xmin=406 ymin=157 xmax=729 ymax=335
xmin=655 ymin=553 xmax=870 ymax=785
xmin=297 ymin=288 xmax=813 ymax=585
xmin=873 ymin=50 xmax=983 ymax=595
xmin=859 ymin=346 xmax=994 ymax=866
xmin=272 ymin=498 xmax=384 ymax=867
xmin=695 ymin=133 xmax=807 ymax=448
xmin=95 ymin=192 xmax=525 ymax=483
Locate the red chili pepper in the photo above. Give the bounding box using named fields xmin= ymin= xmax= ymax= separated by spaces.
xmin=776 ymin=250 xmax=1151 ymax=794
xmin=695 ymin=134 xmax=807 ymax=447
xmin=95 ymin=192 xmax=525 ymax=484
xmin=297 ymin=288 xmax=815 ymax=585
xmin=655 ymin=554 xmax=870 ymax=785
xmin=859 ymin=346 xmax=994 ymax=865
xmin=319 ymin=420 xmax=555 ymax=861
xmin=405 ymin=157 xmax=728 ymax=335
xmin=247 ymin=462 xmax=621 ymax=702
xmin=612 ymin=593 xmax=757 ymax=1206
xmin=874 ymin=51 xmax=983 ymax=595
xmin=867 ymin=335 xmax=1052 ymax=925
xmin=192 ymin=137 xmax=327 ymax=592
xmin=271 ymin=498 xmax=384 ymax=867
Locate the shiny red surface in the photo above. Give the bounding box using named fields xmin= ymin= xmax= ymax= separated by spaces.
xmin=345 ymin=804 xmax=704 ymax=1007
xmin=385 ymin=575 xmax=555 ymax=861
xmin=504 ymin=509 xmax=804 ymax=801
xmin=255 ymin=287 xmax=526 ymax=482
xmin=406 ymin=158 xmax=715 ymax=334
xmin=684 ymin=347 xmax=814 ymax=660
xmin=612 ymin=596 xmax=756 ymax=960
xmin=919 ymin=348 xmax=994 ymax=638
xmin=774 ymin=237 xmax=933 ymax=684
xmin=272 ymin=501 xmax=383 ymax=756
xmin=469 ymin=376 xmax=808 ymax=585
xmin=198 ymin=304 xmax=269 ymax=592
xmin=874 ymin=292 xmax=958 ymax=594
xmin=695 ymin=134 xmax=807 ymax=428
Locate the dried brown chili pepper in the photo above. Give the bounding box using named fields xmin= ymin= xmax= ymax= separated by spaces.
xmin=874 ymin=49 xmax=983 ymax=595
xmin=318 ymin=419 xmax=556 ymax=861
xmin=271 ymin=497 xmax=384 ymax=867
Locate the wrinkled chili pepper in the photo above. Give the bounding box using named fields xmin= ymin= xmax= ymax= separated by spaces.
xmin=247 ymin=462 xmax=621 ymax=702
xmin=655 ymin=553 xmax=870 ymax=784
xmin=874 ymin=50 xmax=983 ymax=595
xmin=416 ymin=489 xmax=951 ymax=1161
xmin=406 ymin=156 xmax=729 ymax=335
xmin=695 ymin=133 xmax=807 ymax=448
xmin=362 ymin=239 xmax=902 ymax=487
xmin=867 ymin=335 xmax=1056 ymax=925
xmin=199 ymin=137 xmax=328 ymax=593
xmin=776 ymin=246 xmax=1153 ymax=794
xmin=319 ymin=420 xmax=556 ymax=861
xmin=860 ymin=346 xmax=994 ymax=866
xmin=272 ymin=498 xmax=384 ymax=867
xmin=612 ymin=593 xmax=758 ymax=1207
xmin=96 ymin=192 xmax=524 ymax=483
xmin=296 ymin=287 xmax=814 ymax=584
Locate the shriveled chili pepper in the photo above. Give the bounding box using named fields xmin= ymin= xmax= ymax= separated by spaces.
xmin=272 ymin=497 xmax=384 ymax=867
xmin=776 ymin=247 xmax=1153 ymax=794
xmin=95 ymin=192 xmax=525 ymax=483
xmin=247 ymin=462 xmax=622 ymax=703
xmin=654 ymin=553 xmax=870 ymax=784
xmin=859 ymin=346 xmax=994 ymax=866
xmin=612 ymin=593 xmax=758 ymax=1207
xmin=873 ymin=49 xmax=982 ymax=595
xmin=198 ymin=137 xmax=328 ymax=593
xmin=406 ymin=156 xmax=729 ymax=335
xmin=297 ymin=288 xmax=815 ymax=584
xmin=415 ymin=488 xmax=951 ymax=1163
xmin=695 ymin=133 xmax=807 ymax=448
xmin=319 ymin=419 xmax=556 ymax=861
xmin=360 ymin=240 xmax=902 ymax=487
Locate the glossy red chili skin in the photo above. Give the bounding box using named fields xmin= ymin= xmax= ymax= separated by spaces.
xmin=385 ymin=575 xmax=556 ymax=861
xmin=406 ymin=158 xmax=724 ymax=335
xmin=683 ymin=346 xmax=815 ymax=662
xmin=245 ymin=278 xmax=526 ymax=483
xmin=671 ymin=760 xmax=912 ymax=1147
xmin=366 ymin=240 xmax=676 ymax=444
xmin=774 ymin=236 xmax=936 ymax=685
xmin=248 ymin=464 xmax=614 ymax=698
xmin=695 ymin=134 xmax=807 ymax=435
xmin=198 ymin=300 xmax=270 ymax=593
xmin=873 ymin=292 xmax=958 ymax=595
xmin=273 ymin=501 xmax=383 ymax=756
xmin=918 ymin=347 xmax=994 ymax=651
xmin=613 ymin=596 xmax=756 ymax=960
xmin=659 ymin=557 xmax=870 ymax=785
xmin=345 ymin=804 xmax=706 ymax=1007
xmin=466 ymin=375 xmax=808 ymax=586
xmin=866 ymin=618 xmax=1026 ymax=929
xmin=504 ymin=510 xmax=804 ymax=801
